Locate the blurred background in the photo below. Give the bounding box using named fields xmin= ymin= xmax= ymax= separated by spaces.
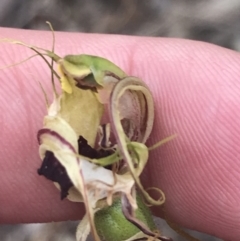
xmin=0 ymin=0 xmax=238 ymax=240
xmin=1 ymin=0 xmax=240 ymax=50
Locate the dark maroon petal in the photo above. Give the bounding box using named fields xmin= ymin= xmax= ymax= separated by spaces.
xmin=78 ymin=136 xmax=113 ymax=159
xmin=73 ymin=69 xmax=121 ymax=92
xmin=74 ymin=74 xmax=98 ymax=92
xmin=38 ymin=151 xmax=73 ymax=200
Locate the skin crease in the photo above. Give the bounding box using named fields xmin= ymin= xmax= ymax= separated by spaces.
xmin=0 ymin=28 xmax=240 ymax=241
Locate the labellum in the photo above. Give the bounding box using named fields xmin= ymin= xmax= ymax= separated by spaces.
xmin=2 ymin=23 xmax=176 ymax=241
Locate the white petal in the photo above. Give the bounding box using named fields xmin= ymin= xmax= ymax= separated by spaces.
xmin=76 ymin=215 xmax=90 ymax=241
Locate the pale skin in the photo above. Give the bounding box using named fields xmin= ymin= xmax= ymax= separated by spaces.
xmin=0 ymin=28 xmax=240 ymax=241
